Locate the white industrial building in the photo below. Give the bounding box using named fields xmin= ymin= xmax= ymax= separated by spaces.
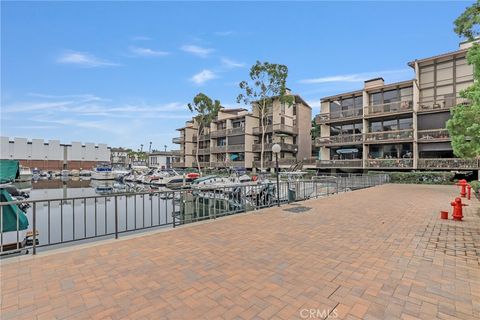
xmin=0 ymin=136 xmax=110 ymax=170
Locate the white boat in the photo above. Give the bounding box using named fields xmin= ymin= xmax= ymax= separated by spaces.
xmin=150 ymin=169 xmax=187 ymax=187
xmin=61 ymin=170 xmax=70 ymax=177
xmin=79 ymin=169 xmax=91 ymax=176
xmin=70 ymin=169 xmax=80 ymax=177
xmin=16 ymin=166 xmax=32 ymax=182
xmin=91 ymin=165 xmax=117 ymax=180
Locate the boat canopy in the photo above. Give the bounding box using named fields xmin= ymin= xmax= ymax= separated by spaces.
xmin=0 ymin=189 xmax=29 ymax=232
xmin=0 ymin=160 xmax=20 ymax=184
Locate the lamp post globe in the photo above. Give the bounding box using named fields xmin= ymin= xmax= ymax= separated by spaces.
xmin=271 ymin=143 xmax=281 ymax=154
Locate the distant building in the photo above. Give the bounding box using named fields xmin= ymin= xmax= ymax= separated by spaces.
xmin=0 ymin=137 xmax=110 ymax=170
xmin=148 ymin=151 xmax=181 ymax=169
xmin=173 ymin=89 xmax=312 ymax=170
xmin=110 ymin=147 xmax=130 ymax=167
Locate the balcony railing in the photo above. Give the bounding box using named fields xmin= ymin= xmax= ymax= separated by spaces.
xmin=194 ymin=148 xmax=210 ymax=155
xmin=227 ymin=144 xmax=245 ymax=152
xmin=365 ymin=158 xmax=413 ymax=168
xmin=418 ymin=158 xmax=479 ymax=170
xmin=418 ymin=97 xmax=469 ymax=113
xmin=364 ymin=129 xmax=413 ymax=143
xmin=211 ymin=145 xmax=227 ymax=153
xmin=172 ymin=137 xmax=184 ymax=144
xmin=315 ymin=109 xmax=363 ymax=124
xmin=316 ymin=159 xmax=363 ymax=168
xmin=226 ymin=127 xmax=245 ymax=136
xmin=252 ymin=124 xmax=272 ymax=135
xmin=315 ymin=134 xmax=363 ymax=147
xmin=365 ymin=100 xmax=413 ymax=117
xmin=417 ymin=129 xmax=450 ymax=142
xmin=210 ymin=129 xmax=227 ymax=138
xmin=193 ymin=133 xmax=210 ymax=141
xmin=272 ymin=123 xmax=297 ymax=134
xmin=252 ymin=142 xmax=297 ymax=152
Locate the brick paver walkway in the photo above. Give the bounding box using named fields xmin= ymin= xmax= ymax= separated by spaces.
xmin=1 ymin=184 xmax=479 ymax=319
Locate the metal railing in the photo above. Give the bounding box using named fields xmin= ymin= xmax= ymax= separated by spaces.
xmin=252 ymin=142 xmax=297 ymax=152
xmin=365 ymin=158 xmax=413 ymax=168
xmin=364 ymin=129 xmax=414 ymax=143
xmin=316 ymin=159 xmax=363 ymax=168
xmin=417 ymin=129 xmax=450 ymax=142
xmin=172 ymin=137 xmax=184 ymax=144
xmin=315 ymin=109 xmax=363 ymax=124
xmin=210 ymin=129 xmax=227 ymax=138
xmin=417 ymin=158 xmax=480 ymax=169
xmin=0 ymin=174 xmax=388 ymax=256
xmin=418 ymin=97 xmax=469 ymax=113
xmin=315 ymin=134 xmax=363 ymax=146
xmin=365 ymin=99 xmax=413 ymax=117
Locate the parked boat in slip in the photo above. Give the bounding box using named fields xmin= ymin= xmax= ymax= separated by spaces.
xmin=16 ymin=166 xmax=32 ymax=182
xmin=91 ymin=164 xmax=117 ymax=180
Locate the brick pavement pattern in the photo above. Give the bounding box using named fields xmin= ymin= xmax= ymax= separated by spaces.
xmin=1 ymin=184 xmax=479 ymax=319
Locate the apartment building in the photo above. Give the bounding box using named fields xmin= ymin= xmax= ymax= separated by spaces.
xmin=315 ymin=41 xmax=479 ymax=173
xmin=173 ymin=90 xmax=312 ymax=170
xmin=148 ymin=151 xmax=181 ymax=169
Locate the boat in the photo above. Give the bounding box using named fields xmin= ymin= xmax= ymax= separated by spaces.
xmin=91 ymin=164 xmax=117 ymax=180
xmin=70 ymin=169 xmax=80 ymax=177
xmin=16 ymin=166 xmax=32 ymax=182
xmin=61 ymin=169 xmax=70 ymax=177
xmin=79 ymin=169 xmax=91 ymax=176
xmin=150 ymin=169 xmax=192 ymax=187
xmin=0 ymin=160 xmax=37 ymax=254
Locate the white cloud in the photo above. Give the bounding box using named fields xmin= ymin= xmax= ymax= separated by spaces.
xmin=57 ymin=51 xmax=119 ymax=67
xmin=181 ymin=45 xmax=214 ymax=58
xmin=221 ymin=58 xmax=245 ymax=68
xmin=190 ymin=69 xmax=217 ymax=85
xmin=129 ymin=46 xmax=170 ymax=57
xmin=299 ymin=69 xmax=412 ymax=84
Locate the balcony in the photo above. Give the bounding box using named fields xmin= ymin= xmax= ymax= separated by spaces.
xmin=364 ymin=100 xmax=413 ymax=118
xmin=211 ymin=145 xmax=227 ymax=153
xmin=417 ymin=129 xmax=450 ymax=142
xmin=210 ymin=161 xmax=245 ymax=168
xmin=315 ymin=109 xmax=363 ymax=124
xmin=418 ymin=158 xmax=479 ymax=170
xmin=316 ymin=159 xmax=363 ymax=168
xmin=365 ymin=158 xmax=413 ymax=169
xmin=171 ymin=150 xmax=182 ymax=156
xmin=210 ymin=129 xmax=227 ymax=138
xmin=172 ymin=137 xmax=184 ymax=144
xmin=315 ymin=134 xmax=363 ymax=147
xmin=226 ymin=127 xmax=245 ymax=136
xmin=418 ymin=97 xmax=469 ymax=113
xmin=193 ymin=148 xmax=210 ymax=155
xmin=252 ymin=142 xmax=297 ymax=153
xmin=364 ymin=129 xmax=413 ymax=144
xmin=252 ymin=124 xmax=297 ymax=135
xmin=227 ymin=144 xmax=245 ymax=152
xmin=193 ymin=133 xmax=210 ymax=141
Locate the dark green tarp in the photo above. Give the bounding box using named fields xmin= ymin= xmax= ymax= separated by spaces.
xmin=0 ymin=160 xmax=20 ymax=184
xmin=1 ymin=189 xmax=29 ymax=232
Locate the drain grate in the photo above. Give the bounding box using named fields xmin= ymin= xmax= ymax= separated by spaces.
xmin=283 ymin=206 xmax=312 ymax=213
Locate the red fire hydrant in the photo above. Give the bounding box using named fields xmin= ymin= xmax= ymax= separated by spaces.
xmin=456 ymin=179 xmax=468 ymax=198
xmin=450 ymin=197 xmax=468 ymax=221
xmin=467 ymin=184 xmax=472 ymax=200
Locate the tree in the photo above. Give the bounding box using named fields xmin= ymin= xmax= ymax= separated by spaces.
xmin=311 ymin=119 xmax=320 ymax=140
xmin=447 ymin=1 xmax=480 ymax=158
xmin=237 ymin=61 xmax=294 ymax=171
xmin=188 ymin=93 xmax=221 ymax=175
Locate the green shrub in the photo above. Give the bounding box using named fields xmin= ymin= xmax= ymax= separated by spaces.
xmin=470 ymin=180 xmax=480 ymax=192
xmin=370 ymin=171 xmax=455 ymax=185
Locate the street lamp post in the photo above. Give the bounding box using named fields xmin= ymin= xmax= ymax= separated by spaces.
xmin=272 ymin=143 xmax=281 ymax=207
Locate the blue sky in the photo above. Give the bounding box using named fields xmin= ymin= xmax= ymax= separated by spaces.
xmin=1 ymin=1 xmax=473 ymax=150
